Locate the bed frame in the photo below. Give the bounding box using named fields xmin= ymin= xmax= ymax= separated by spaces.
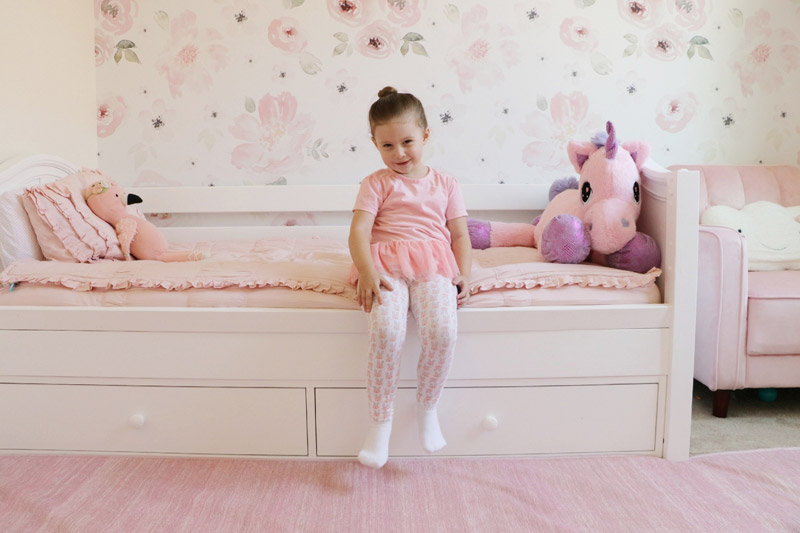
xmin=0 ymin=154 xmax=699 ymax=460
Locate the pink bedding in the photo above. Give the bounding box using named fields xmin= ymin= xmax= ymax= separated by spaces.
xmin=0 ymin=238 xmax=661 ymax=308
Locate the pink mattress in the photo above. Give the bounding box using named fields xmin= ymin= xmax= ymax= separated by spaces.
xmin=0 ymin=238 xmax=661 ymax=308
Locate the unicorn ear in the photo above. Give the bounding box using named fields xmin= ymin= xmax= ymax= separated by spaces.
xmin=622 ymin=141 xmax=651 ymax=171
xmin=567 ymin=141 xmax=599 ymax=173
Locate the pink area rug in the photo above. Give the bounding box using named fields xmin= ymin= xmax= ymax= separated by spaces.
xmin=1 ymin=449 xmax=799 ymax=532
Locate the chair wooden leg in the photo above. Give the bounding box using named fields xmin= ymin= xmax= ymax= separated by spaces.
xmin=712 ymin=390 xmax=731 ymax=418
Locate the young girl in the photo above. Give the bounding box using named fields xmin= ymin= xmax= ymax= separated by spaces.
xmin=349 ymin=86 xmax=472 ymax=468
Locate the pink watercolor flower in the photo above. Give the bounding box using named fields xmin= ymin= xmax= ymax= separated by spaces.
xmin=668 ymin=0 xmax=710 ymax=31
xmin=95 ymin=29 xmax=115 ymax=67
xmin=268 ymin=17 xmax=307 ymax=54
xmin=157 ymin=11 xmax=228 ymax=98
xmin=327 ymin=0 xmax=372 ymax=27
xmin=447 ymin=6 xmax=519 ymax=93
xmin=96 ymin=0 xmax=138 ymax=35
xmin=655 ymin=92 xmax=698 ymax=133
xmin=560 ymin=17 xmax=598 ymax=53
xmin=617 ymin=0 xmax=664 ymax=29
xmin=356 ymin=21 xmax=397 ymax=59
xmin=380 ymin=0 xmax=426 ymax=27
xmin=521 ymin=92 xmax=596 ymax=170
xmin=645 ymin=23 xmax=686 ymax=61
xmin=731 ymin=9 xmax=800 ymax=96
xmin=229 ymin=92 xmax=313 ymax=174
xmin=96 ymin=95 xmax=127 ymax=138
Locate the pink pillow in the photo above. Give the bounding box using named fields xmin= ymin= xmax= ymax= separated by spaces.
xmin=22 ymin=169 xmax=123 ymax=262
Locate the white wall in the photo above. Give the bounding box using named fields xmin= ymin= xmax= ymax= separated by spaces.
xmin=0 ymin=1 xmax=97 ymax=167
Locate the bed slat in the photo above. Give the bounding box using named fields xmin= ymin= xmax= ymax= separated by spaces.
xmin=127 ymin=184 xmax=550 ymax=214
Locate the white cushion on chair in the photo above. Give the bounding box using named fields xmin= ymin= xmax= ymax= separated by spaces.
xmin=701 ymin=201 xmax=800 ymax=271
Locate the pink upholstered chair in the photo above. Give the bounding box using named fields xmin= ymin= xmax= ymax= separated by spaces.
xmin=672 ymin=165 xmax=800 ymax=417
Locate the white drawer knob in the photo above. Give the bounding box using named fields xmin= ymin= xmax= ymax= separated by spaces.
xmin=129 ymin=414 xmax=146 ymax=428
xmin=482 ymin=415 xmax=499 ymax=431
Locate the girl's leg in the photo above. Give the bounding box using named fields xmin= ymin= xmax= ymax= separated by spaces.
xmin=409 ymin=276 xmax=458 ymax=453
xmin=358 ymin=278 xmax=409 ymax=468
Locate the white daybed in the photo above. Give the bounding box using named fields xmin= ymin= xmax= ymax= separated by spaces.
xmin=0 ymin=155 xmax=699 ymax=460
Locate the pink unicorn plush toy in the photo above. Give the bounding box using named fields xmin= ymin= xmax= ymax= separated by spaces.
xmin=84 ymin=180 xmax=203 ymax=262
xmin=533 ymin=121 xmax=660 ymax=273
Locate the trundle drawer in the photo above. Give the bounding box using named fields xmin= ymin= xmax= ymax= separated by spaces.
xmin=315 ymin=384 xmax=659 ymax=456
xmin=0 ymin=384 xmax=308 ymax=456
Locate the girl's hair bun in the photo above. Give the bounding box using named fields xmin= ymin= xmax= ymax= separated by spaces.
xmin=378 ymin=86 xmax=398 ymax=98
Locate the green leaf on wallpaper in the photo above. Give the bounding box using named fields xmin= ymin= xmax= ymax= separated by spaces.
xmin=124 ymin=50 xmax=141 ymax=64
xmin=574 ymin=0 xmax=596 ymax=7
xmin=623 ymin=44 xmax=637 ymax=57
xmin=154 ymin=10 xmax=169 ymax=30
xmin=334 ymin=32 xmax=348 ymax=42
xmin=310 ymin=138 xmax=329 ymax=161
xmin=687 ymin=45 xmax=695 ymax=59
xmin=114 ymin=49 xmax=122 ymax=64
xmin=536 ymin=95 xmax=548 ymax=111
xmin=333 ymin=42 xmax=348 ymax=56
xmin=624 ymin=34 xmax=638 ymax=44
xmin=697 ymin=46 xmax=713 ymax=60
xmin=245 ymin=97 xmax=256 ymax=113
xmin=400 ymin=41 xmax=410 ymax=56
xmin=412 ymin=43 xmax=428 ymax=57
xmin=403 ymin=33 xmax=424 ymax=42
xmin=590 ymin=52 xmax=613 ymax=75
xmin=444 ymin=4 xmax=459 ymax=24
xmin=690 ymin=36 xmax=709 ymax=46
xmin=283 ymin=0 xmax=305 ymax=7
xmin=299 ymin=51 xmax=322 ymax=75
xmin=116 ymin=40 xmax=136 ymax=49
xmin=729 ymin=9 xmax=744 ymax=29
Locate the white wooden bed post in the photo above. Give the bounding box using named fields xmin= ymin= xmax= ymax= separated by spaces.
xmin=663 ymin=168 xmax=699 ymax=460
xmin=640 ymin=165 xmax=699 ymax=460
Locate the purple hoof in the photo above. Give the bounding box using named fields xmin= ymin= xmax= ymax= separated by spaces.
xmin=606 ymin=232 xmax=661 ymax=273
xmin=467 ymin=217 xmax=491 ymax=249
xmin=540 ymin=214 xmax=591 ymax=263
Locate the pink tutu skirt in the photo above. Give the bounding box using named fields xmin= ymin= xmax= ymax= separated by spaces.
xmin=349 ymin=239 xmax=460 ymax=285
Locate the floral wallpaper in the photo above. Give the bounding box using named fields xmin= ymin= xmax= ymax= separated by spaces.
xmin=95 ymin=0 xmax=800 ymax=188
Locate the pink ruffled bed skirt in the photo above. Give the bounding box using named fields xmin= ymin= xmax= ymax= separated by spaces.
xmin=348 ymin=239 xmax=460 ymax=285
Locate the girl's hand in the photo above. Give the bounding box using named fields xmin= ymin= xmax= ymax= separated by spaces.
xmin=357 ymin=271 xmax=394 ymax=313
xmin=453 ymin=275 xmax=470 ymax=307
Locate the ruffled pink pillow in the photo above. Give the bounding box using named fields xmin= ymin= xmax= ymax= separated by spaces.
xmin=22 ymin=169 xmax=123 ymax=262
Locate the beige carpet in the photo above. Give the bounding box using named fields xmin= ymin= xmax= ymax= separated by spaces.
xmin=691 ymin=381 xmax=800 ymax=455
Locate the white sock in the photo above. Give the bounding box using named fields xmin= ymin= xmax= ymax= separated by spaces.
xmin=418 ymin=405 xmax=446 ymax=453
xmin=357 ymin=420 xmax=392 ymax=468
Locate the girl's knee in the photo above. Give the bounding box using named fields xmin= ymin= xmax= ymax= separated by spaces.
xmin=422 ymin=320 xmax=457 ymax=348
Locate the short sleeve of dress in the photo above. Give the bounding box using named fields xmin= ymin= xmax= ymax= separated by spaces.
xmin=353 ymin=175 xmax=382 ymax=215
xmin=445 ymin=177 xmax=468 ymax=220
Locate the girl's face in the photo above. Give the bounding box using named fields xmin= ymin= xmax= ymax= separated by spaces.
xmin=372 ymin=113 xmax=430 ymax=179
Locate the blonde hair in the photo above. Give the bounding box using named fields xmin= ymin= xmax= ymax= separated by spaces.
xmin=368 ymin=86 xmax=428 ymax=134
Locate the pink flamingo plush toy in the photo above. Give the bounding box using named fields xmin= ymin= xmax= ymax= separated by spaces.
xmin=84 ymin=180 xmax=202 ymax=262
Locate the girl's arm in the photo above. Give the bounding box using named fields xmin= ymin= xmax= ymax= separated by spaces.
xmin=447 ymin=216 xmax=472 ymax=306
xmin=349 ymin=209 xmax=393 ymax=313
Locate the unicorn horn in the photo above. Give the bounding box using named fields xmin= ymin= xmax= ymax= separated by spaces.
xmin=605 ymin=121 xmax=617 ymax=159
